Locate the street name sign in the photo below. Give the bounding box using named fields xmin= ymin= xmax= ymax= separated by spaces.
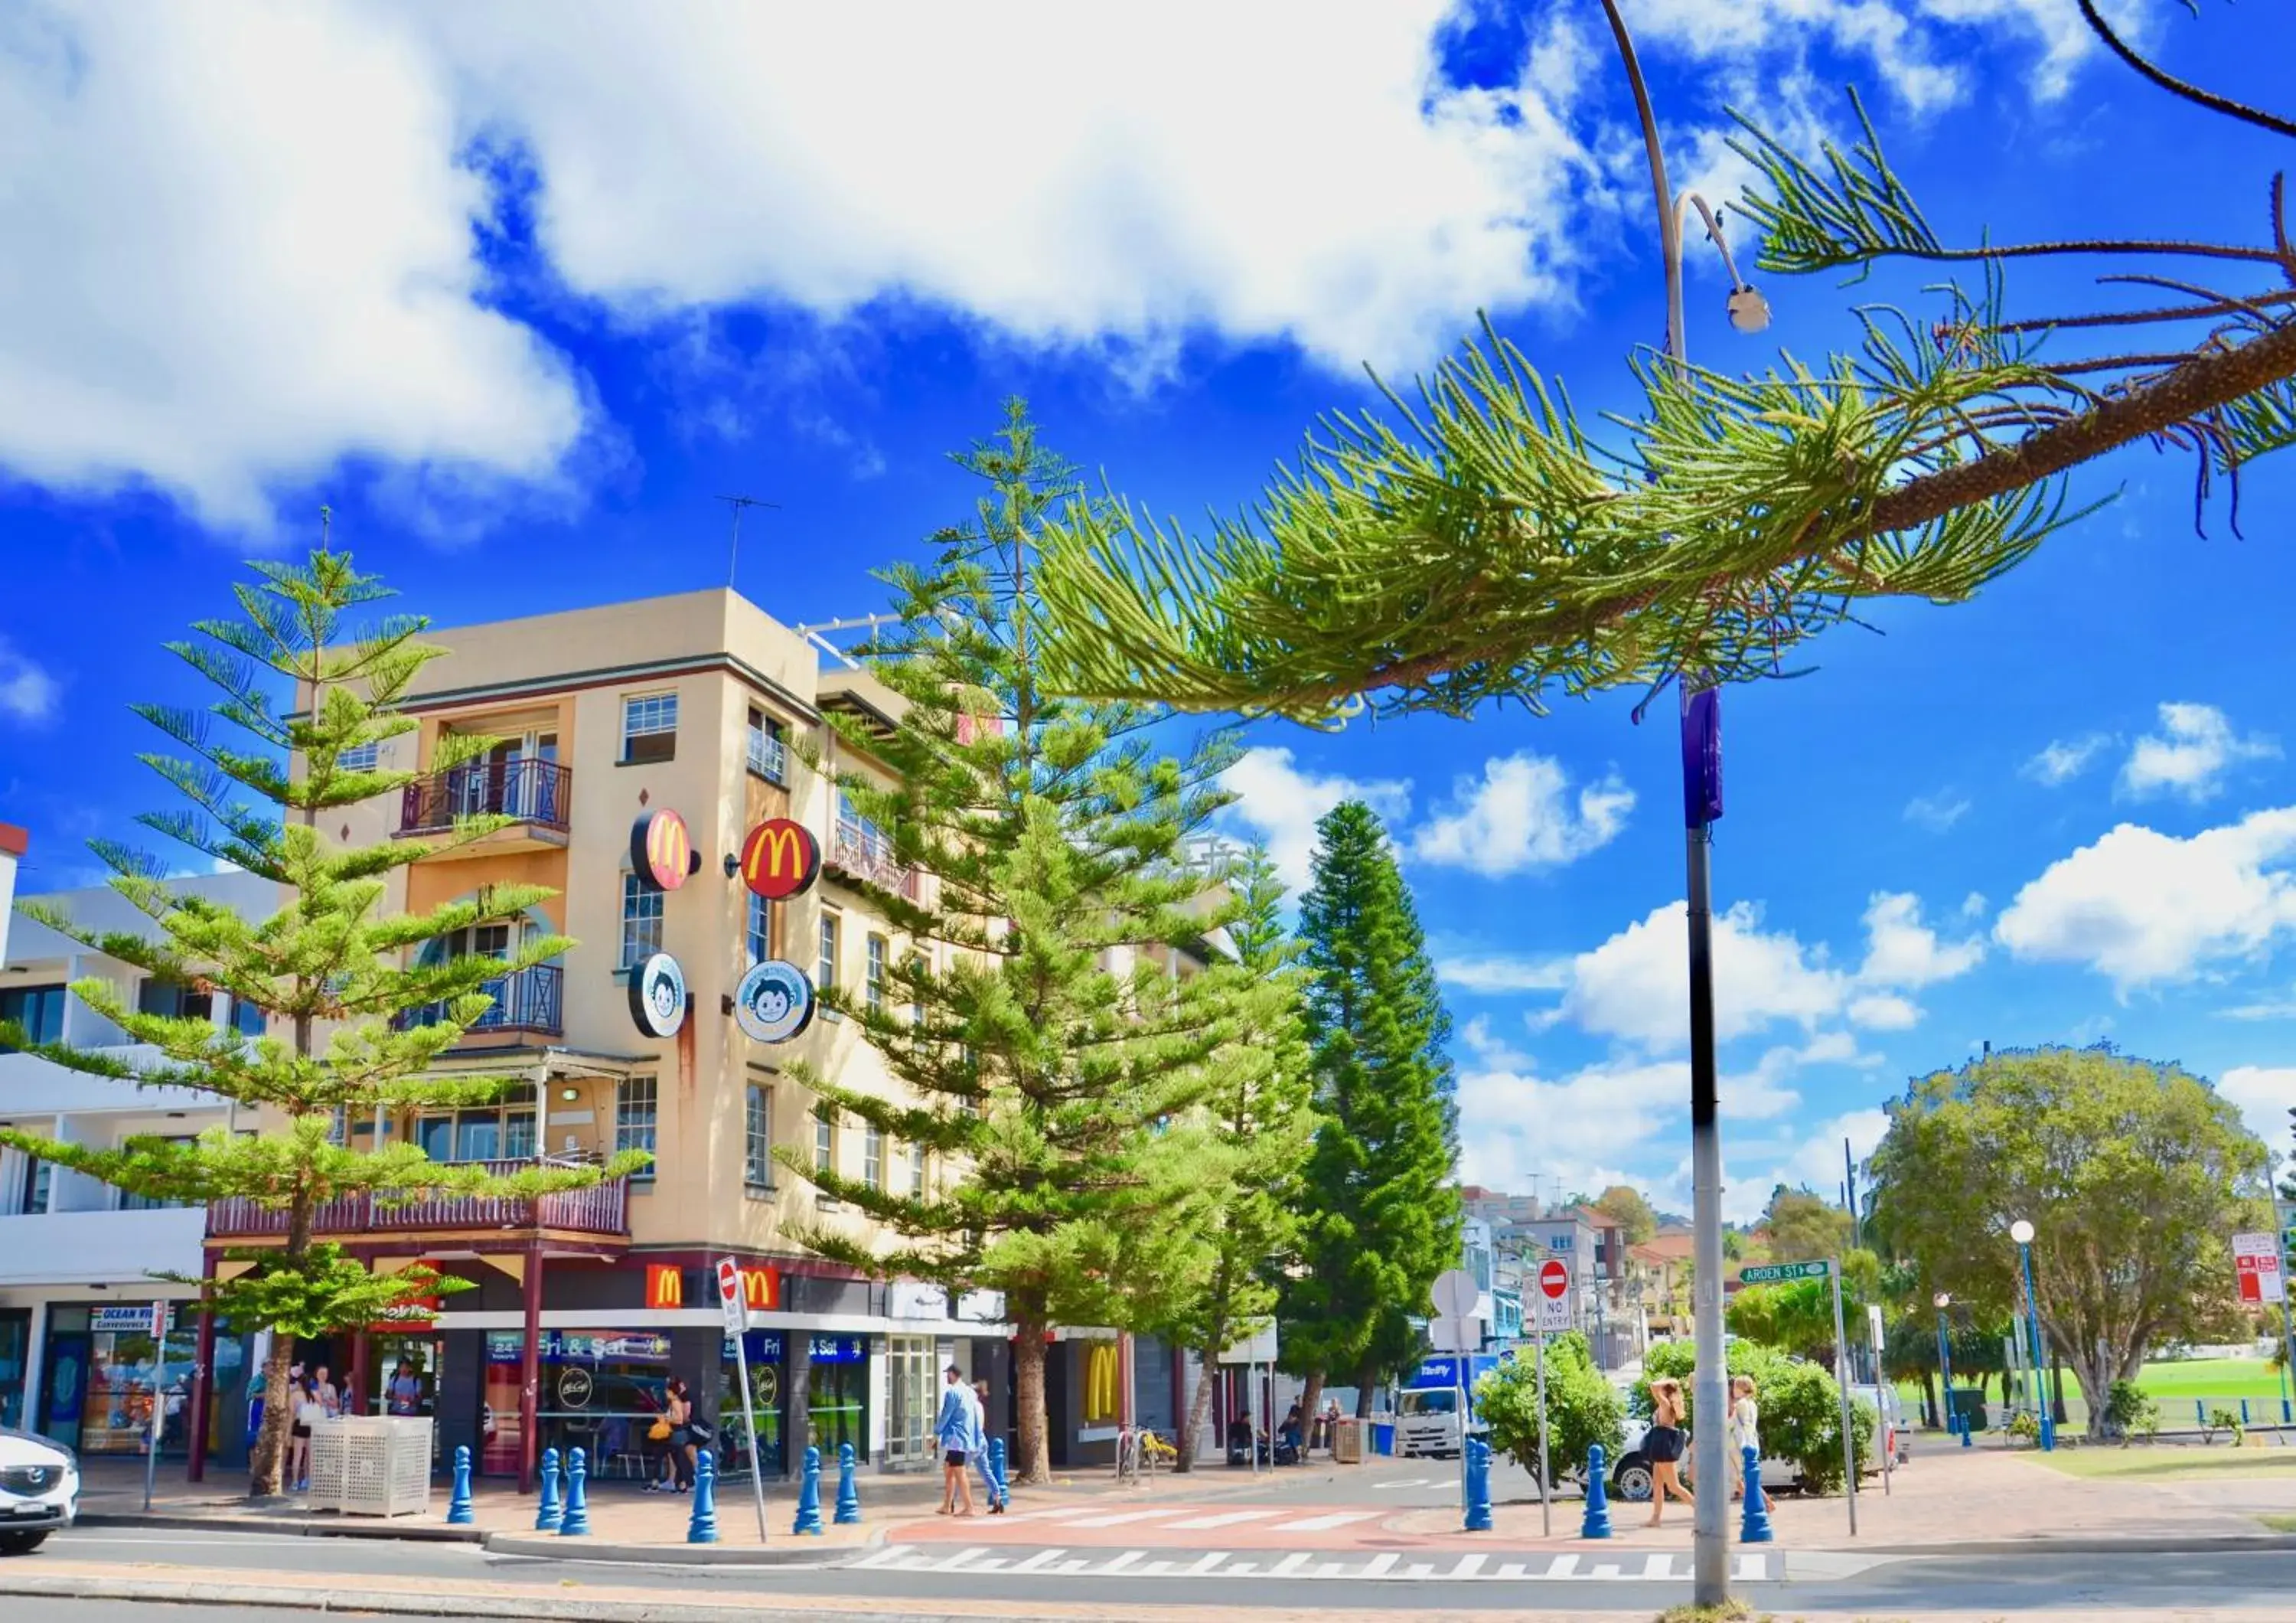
xmin=1739 ymin=1259 xmax=1831 ymax=1284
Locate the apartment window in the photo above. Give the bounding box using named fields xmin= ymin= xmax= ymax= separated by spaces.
xmin=817 ymin=912 xmax=843 ymax=1020
xmin=0 ymin=985 xmax=66 ymax=1050
xmin=745 ymin=1083 xmax=775 ymax=1190
xmin=18 ymin=1158 xmax=51 ymax=1216
xmin=137 ymin=978 xmax=214 ymax=1024
xmin=814 ymin=1108 xmax=839 ymax=1207
xmin=621 ymin=873 xmax=664 ymax=967
xmin=746 ymin=707 xmax=788 ymax=785
xmin=617 ymin=1077 xmax=659 ymax=1168
xmin=620 ymin=692 xmax=680 ymax=764
xmin=906 ymin=952 xmax=925 ymax=1027
xmin=746 ymin=892 xmax=773 ymax=967
xmin=908 ymin=1141 xmax=927 ymax=1200
xmin=865 ymin=934 xmax=887 ymax=1014
xmin=416 ymin=1083 xmax=537 ymax=1164
xmin=863 ymin=1123 xmax=882 ymax=1191
xmin=119 ymin=1135 xmax=197 ymax=1211
xmin=230 ymin=998 xmax=267 ymax=1038
xmin=338 ymin=741 xmax=380 ymax=773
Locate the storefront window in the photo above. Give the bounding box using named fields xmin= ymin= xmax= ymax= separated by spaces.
xmin=717 ymin=1330 xmax=787 ymax=1478
xmin=0 ymin=1311 xmax=28 ymax=1430
xmin=807 ymin=1335 xmax=869 ymax=1458
xmin=482 ymin=1330 xmax=673 ymax=1481
xmin=56 ymin=1304 xmax=199 ymax=1455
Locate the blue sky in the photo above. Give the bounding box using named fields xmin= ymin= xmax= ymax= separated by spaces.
xmin=2 ymin=2 xmax=2293 ymax=1220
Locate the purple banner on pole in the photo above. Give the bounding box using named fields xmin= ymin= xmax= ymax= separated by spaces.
xmin=1681 ymin=687 xmax=1724 ymax=828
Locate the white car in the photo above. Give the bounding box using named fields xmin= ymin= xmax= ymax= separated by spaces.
xmin=0 ymin=1428 xmax=78 ymax=1555
xmin=1606 ymin=1415 xmax=1805 ymax=1501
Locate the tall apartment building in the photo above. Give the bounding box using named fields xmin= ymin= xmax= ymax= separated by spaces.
xmin=169 ymin=587 xmax=1187 ymax=1492
xmin=1 ymin=872 xmax=258 ymax=1449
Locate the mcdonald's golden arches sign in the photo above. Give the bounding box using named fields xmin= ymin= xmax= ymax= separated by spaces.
xmin=631 ymin=808 xmax=697 ymax=892
xmin=1083 ymin=1340 xmax=1121 ymax=1425
xmin=740 ymin=818 xmax=821 ymax=901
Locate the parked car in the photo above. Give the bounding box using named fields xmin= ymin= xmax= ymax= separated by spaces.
xmin=1590 ymin=1414 xmax=1807 ymax=1503
xmin=0 ymin=1427 xmax=79 ymax=1555
xmin=1849 ymin=1384 xmax=1911 ymax=1469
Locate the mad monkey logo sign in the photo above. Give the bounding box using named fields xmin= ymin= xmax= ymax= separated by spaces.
xmin=739 ymin=818 xmax=821 ymax=901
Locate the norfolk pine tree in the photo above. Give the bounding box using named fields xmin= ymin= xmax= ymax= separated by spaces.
xmin=1147 ymin=845 xmax=1315 ymax=1471
xmin=774 ymin=403 xmax=1240 ymax=1483
xmin=0 ymin=545 xmax=641 ymax=1497
xmin=1280 ymin=800 xmax=1462 ymax=1431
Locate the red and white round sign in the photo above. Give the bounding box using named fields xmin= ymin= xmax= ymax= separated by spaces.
xmin=1538 ymin=1259 xmax=1570 ymax=1301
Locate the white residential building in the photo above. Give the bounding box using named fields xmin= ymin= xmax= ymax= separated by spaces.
xmin=0 ymin=871 xmax=263 ymax=1450
xmin=0 ymin=823 xmax=22 ymax=964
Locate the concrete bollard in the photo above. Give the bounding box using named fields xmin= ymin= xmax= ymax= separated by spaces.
xmin=834 ymin=1442 xmax=862 ymax=1525
xmin=533 ymin=1448 xmax=563 ymax=1532
xmin=792 ymin=1445 xmax=823 ymax=1536
xmin=559 ymin=1448 xmax=592 ymax=1536
xmin=1463 ymin=1435 xmax=1492 ymax=1532
xmin=1580 ymin=1444 xmax=1613 ymax=1540
xmin=687 ymin=1448 xmax=720 ymax=1543
xmin=1737 ymin=1446 xmax=1773 ymax=1543
xmin=988 ymin=1436 xmax=1010 ymax=1512
xmin=445 ymin=1445 xmax=475 ymax=1525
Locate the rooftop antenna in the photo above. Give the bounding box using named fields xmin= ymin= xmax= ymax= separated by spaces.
xmin=717 ymin=494 xmax=780 ymax=589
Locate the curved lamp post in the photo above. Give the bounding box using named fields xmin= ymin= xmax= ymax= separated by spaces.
xmin=1596 ymin=0 xmax=1772 ymax=1604
xmin=1933 ymin=1292 xmax=1966 ymax=1445
xmin=2010 ymin=1220 xmax=2055 ymax=1451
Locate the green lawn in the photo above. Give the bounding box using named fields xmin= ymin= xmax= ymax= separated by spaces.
xmin=2023 ymin=1443 xmax=2296 ymax=1481
xmin=2137 ymin=1358 xmax=2285 ymax=1403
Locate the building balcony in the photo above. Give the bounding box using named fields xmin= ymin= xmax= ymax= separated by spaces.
xmin=205 ymin=1160 xmax=630 ymax=1246
xmin=396 ymin=759 xmax=572 ymax=854
xmin=393 ymin=965 xmax=563 ymax=1040
xmin=0 ymin=1207 xmax=208 ymax=1288
xmin=827 ymin=818 xmax=921 ymax=900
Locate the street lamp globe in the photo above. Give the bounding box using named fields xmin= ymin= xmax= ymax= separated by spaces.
xmin=1725 ymin=284 xmax=1771 ymax=334
xmin=2010 ymin=1220 xmax=2036 ymax=1246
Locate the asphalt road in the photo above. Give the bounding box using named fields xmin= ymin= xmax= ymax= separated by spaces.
xmin=7 ymin=1525 xmax=2295 ymax=1615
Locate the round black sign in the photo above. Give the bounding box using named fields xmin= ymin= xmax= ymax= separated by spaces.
xmin=557 ymin=1367 xmax=595 ymax=1409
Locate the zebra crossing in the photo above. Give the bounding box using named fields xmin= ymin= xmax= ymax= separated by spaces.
xmin=851 ymin=1545 xmax=1785 ymax=1582
xmin=991 ymin=1501 xmax=1385 ymax=1534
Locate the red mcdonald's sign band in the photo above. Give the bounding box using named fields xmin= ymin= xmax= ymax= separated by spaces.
xmin=740 ymin=818 xmax=821 ymax=901
xmin=646 ymin=1264 xmax=684 ymax=1309
xmin=631 ymin=808 xmax=696 ymax=893
xmin=644 ymin=1262 xmax=778 ymax=1311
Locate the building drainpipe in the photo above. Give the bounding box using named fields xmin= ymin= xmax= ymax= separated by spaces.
xmin=187 ymin=1251 xmax=218 ymax=1484
xmin=518 ymin=1245 xmax=545 ymax=1494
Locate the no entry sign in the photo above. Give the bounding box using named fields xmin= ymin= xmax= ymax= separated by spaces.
xmin=1534 ymin=1259 xmax=1572 ymax=1334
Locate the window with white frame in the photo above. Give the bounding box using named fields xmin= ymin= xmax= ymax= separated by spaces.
xmin=814 ymin=1108 xmax=838 ymax=1207
xmin=746 ymin=892 xmax=773 ymax=966
xmin=621 ymin=872 xmax=664 ymax=967
xmin=908 ymin=1141 xmax=926 ymax=1200
xmin=620 ymin=692 xmax=679 ymax=764
xmin=865 ymin=933 xmax=887 ymax=1014
xmin=745 ymin=707 xmax=788 ymax=785
xmin=817 ymin=912 xmax=842 ymax=1020
xmin=863 ymin=1122 xmax=882 ymax=1191
xmin=617 ymin=1077 xmax=658 ymax=1170
xmin=745 ymin=1083 xmax=774 ymax=1190
xmin=338 ymin=741 xmax=380 ymax=773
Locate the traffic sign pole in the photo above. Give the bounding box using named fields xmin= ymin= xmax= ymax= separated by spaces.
xmin=1533 ymin=1326 xmax=1551 ymax=1539
xmin=718 ymin=1259 xmax=770 ymax=1543
xmin=1830 ymin=1259 xmax=1856 ymax=1538
xmin=144 ymin=1300 xmax=167 ymax=1514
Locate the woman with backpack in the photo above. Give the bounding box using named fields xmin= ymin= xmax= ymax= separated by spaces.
xmin=1643 ymin=1377 xmax=1696 ymax=1527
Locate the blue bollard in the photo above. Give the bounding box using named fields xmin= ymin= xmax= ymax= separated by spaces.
xmin=2197 ymin=1399 xmax=2206 ymax=1428
xmin=1580 ymin=1444 xmax=1613 ymax=1540
xmin=1463 ymin=1435 xmax=1492 ymax=1532
xmin=687 ymin=1448 xmax=719 ymax=1543
xmin=988 ymin=1436 xmax=1009 ymax=1512
xmin=834 ymin=1442 xmax=862 ymax=1525
xmin=534 ymin=1448 xmax=563 ymax=1532
xmin=446 ymin=1445 xmax=475 ymax=1525
xmin=1958 ymin=1410 xmax=1971 ymax=1448
xmin=792 ymin=1445 xmax=823 ymax=1536
xmin=559 ymin=1448 xmax=592 ymax=1536
xmin=2242 ymin=1399 xmax=2252 ymax=1428
xmin=1737 ymin=1446 xmax=1774 ymax=1543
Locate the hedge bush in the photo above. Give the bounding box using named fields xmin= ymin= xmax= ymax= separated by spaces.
xmin=1635 ymin=1341 xmax=1872 ymax=1494
xmin=1475 ymin=1331 xmax=1623 ymax=1484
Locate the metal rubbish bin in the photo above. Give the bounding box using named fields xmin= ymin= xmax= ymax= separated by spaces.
xmin=1332 ymin=1418 xmax=1364 ymax=1464
xmin=308 ymin=1417 xmax=434 ymax=1517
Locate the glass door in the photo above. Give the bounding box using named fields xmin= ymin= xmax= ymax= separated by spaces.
xmin=884 ymin=1337 xmax=934 ymax=1469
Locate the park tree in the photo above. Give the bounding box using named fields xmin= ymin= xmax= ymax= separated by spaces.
xmin=1150 ymin=847 xmax=1316 ymax=1471
xmin=1759 ymin=1187 xmax=1856 ymax=1265
xmin=1278 ymin=800 xmax=1463 ymax=1430
xmin=773 ymin=403 xmax=1238 ymax=1484
xmin=1866 ymin=1047 xmax=2269 ymax=1439
xmin=0 ymin=545 xmax=638 ymax=1497
xmin=1593 ymin=1184 xmax=1658 ymax=1246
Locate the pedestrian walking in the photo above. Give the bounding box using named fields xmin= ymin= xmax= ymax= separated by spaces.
xmin=1727 ymin=1374 xmax=1776 ymax=1513
xmin=1643 ymin=1377 xmax=1694 ymax=1527
xmin=936 ymin=1365 xmax=977 ymax=1516
xmin=971 ymin=1380 xmax=1002 ymax=1511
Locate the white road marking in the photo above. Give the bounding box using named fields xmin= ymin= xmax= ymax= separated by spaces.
xmin=1358 ymin=1552 xmax=1399 ymax=1576
xmin=1278 ymin=1510 xmax=1378 ymax=1531
xmin=1065 ymin=1507 xmax=1179 ymax=1528
xmin=1162 ymin=1509 xmax=1279 ymax=1530
xmin=1267 ymin=1552 xmax=1313 ymax=1576
xmin=1097 ymin=1549 xmax=1145 ymax=1574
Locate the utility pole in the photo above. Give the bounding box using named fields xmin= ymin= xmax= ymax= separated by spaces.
xmin=717 ymin=494 xmax=781 ymax=589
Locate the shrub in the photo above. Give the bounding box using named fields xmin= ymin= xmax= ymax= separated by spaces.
xmin=1476 ymin=1331 xmax=1623 ymax=1484
xmin=2103 ymin=1380 xmax=2157 ymax=1447
xmin=1636 ymin=1340 xmax=1870 ymax=1494
xmin=2203 ymin=1406 xmax=2245 ymax=1447
xmin=2008 ymin=1410 xmax=2040 ymax=1445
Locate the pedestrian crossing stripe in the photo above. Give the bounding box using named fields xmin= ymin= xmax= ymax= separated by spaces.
xmin=999 ymin=1504 xmax=1381 ymax=1534
xmin=850 ymin=1546 xmax=1779 ymax=1582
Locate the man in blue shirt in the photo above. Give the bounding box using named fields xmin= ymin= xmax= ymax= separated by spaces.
xmin=935 ymin=1365 xmax=977 ymax=1516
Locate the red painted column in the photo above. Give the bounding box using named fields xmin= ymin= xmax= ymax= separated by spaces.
xmin=518 ymin=1247 xmax=545 ymax=1494
xmin=186 ymin=1252 xmax=218 ymax=1483
xmin=347 ymin=1332 xmax=370 ymax=1418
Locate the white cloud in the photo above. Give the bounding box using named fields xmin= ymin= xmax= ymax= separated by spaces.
xmin=2214 ymin=1066 xmax=2295 ymax=1152
xmin=2023 ymin=733 xmax=2112 ymax=786
xmin=0 ymin=639 xmax=59 ymax=723
xmin=2120 ymin=703 xmax=2278 ymax=802
xmin=0 ymin=3 xmax=588 ymax=531
xmin=1960 ymin=892 xmax=1988 ymax=921
xmin=1411 ymin=753 xmax=1633 ymax=877
xmin=1903 ymin=792 xmax=1970 ymax=833
xmin=1859 ymin=891 xmax=1984 ymax=988
xmin=1847 ymin=992 xmax=1921 ymax=1030
xmin=1217 ymin=746 xmax=1411 ymax=896
xmin=1994 ymin=808 xmax=2296 ymax=991
xmin=1437 ymin=954 xmax=1573 ymax=994
xmin=2221 ymin=988 xmax=2296 ymax=1022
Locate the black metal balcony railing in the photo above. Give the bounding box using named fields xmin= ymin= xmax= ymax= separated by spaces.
xmin=398 ymin=758 xmax=571 ymax=837
xmin=207 ymin=1158 xmax=629 ymax=1242
xmin=396 ymin=964 xmax=563 ymax=1037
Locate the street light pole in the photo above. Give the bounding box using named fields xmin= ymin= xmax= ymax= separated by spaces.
xmin=1597 ymin=0 xmax=1772 ymax=1604
xmin=2011 ymin=1220 xmax=2054 ymax=1452
xmin=1932 ymin=1292 xmax=1957 ymax=1441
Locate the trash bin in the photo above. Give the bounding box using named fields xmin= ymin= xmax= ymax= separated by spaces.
xmin=1332 ymin=1418 xmax=1364 ymax=1464
xmin=309 ymin=1417 xmax=434 ymax=1517
xmin=1369 ymin=1418 xmax=1395 ymax=1456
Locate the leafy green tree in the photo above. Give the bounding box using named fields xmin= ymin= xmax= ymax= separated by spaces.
xmin=1149 ymin=847 xmax=1316 ymax=1471
xmin=1867 ymin=1046 xmax=2268 ymax=1439
xmin=1593 ymin=1184 xmax=1658 ymax=1246
xmin=1639 ymin=1340 xmax=1870 ymax=1495
xmin=1757 ymin=1187 xmax=1854 ymax=1265
xmin=1475 ymin=1331 xmax=1621 ymax=1486
xmin=0 ymin=545 xmax=638 ymax=1497
xmin=1277 ymin=800 xmax=1463 ymax=1430
xmin=773 ymin=403 xmax=1238 ymax=1484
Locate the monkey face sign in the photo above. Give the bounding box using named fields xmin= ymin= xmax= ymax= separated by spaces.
xmin=733 ymin=959 xmax=816 ymax=1044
